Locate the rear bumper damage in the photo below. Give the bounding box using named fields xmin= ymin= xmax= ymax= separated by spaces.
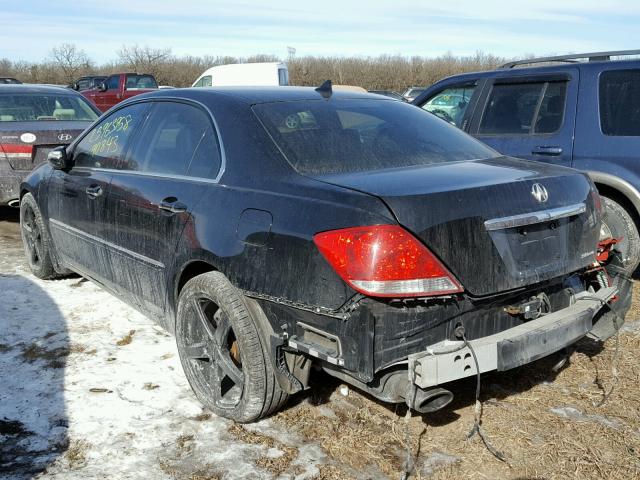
xmin=408 ymin=286 xmax=617 ymax=390
xmin=264 ymin=264 xmax=632 ymax=414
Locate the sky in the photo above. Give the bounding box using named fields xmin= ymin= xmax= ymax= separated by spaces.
xmin=2 ymin=0 xmax=640 ymax=63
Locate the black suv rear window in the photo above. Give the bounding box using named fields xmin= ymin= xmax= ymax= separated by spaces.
xmin=253 ymin=99 xmax=496 ymax=175
xmin=599 ymin=69 xmax=640 ymax=136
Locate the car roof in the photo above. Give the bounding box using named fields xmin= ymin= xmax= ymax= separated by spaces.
xmin=0 ymin=84 xmax=79 ymax=95
xmin=440 ymin=57 xmax=640 ymax=83
xmin=136 ymin=86 xmax=391 ymax=106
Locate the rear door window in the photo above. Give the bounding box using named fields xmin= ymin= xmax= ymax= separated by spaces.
xmin=599 ymin=69 xmax=640 ymax=136
xmin=124 ymin=101 xmax=221 ymax=178
xmin=478 ymin=81 xmax=567 ymax=135
xmin=106 ymin=75 xmax=119 ymax=90
xmin=73 ymin=102 xmax=150 ymax=169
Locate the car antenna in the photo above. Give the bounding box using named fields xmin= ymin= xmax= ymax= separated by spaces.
xmin=315 ymin=79 xmax=333 ymax=98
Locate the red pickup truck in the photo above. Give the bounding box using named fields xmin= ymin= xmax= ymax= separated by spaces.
xmin=81 ymin=73 xmax=158 ymax=112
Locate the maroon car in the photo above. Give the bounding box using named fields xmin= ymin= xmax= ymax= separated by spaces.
xmin=81 ymin=73 xmax=158 ymax=112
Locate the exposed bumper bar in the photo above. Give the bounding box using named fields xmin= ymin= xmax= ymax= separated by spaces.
xmin=408 ymin=286 xmax=617 ymax=389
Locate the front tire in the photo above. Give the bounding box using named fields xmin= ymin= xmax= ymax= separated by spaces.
xmin=20 ymin=193 xmax=57 ymax=279
xmin=176 ymin=271 xmax=288 ymax=423
xmin=600 ymin=195 xmax=640 ymax=273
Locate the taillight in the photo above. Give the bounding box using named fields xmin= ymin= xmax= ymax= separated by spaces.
xmin=313 ymin=225 xmax=463 ymax=297
xmin=0 ymin=144 xmax=33 ymax=160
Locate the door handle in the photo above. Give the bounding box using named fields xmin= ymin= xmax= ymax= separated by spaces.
xmin=85 ymin=185 xmax=103 ymax=198
xmin=158 ymin=197 xmax=187 ymax=214
xmin=532 ymin=146 xmax=563 ymax=156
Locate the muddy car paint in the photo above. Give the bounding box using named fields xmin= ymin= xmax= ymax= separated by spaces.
xmin=0 ymin=85 xmax=100 ymax=206
xmin=21 ymin=87 xmax=632 ymax=415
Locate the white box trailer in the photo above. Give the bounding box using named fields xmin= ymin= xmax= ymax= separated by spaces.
xmin=192 ymin=62 xmax=289 ymax=87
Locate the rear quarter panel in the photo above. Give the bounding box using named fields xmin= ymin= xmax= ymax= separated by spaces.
xmin=168 ymin=96 xmax=396 ymax=320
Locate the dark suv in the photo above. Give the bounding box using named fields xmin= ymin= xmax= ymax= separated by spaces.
xmin=413 ymin=49 xmax=640 ymax=273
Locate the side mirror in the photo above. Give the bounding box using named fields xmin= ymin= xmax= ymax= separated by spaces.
xmin=48 ymin=146 xmax=73 ymax=170
xmin=72 ymin=82 xmax=80 ymax=91
xmin=98 ymin=82 xmax=107 ymax=92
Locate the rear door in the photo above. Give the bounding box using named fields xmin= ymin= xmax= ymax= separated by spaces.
xmin=47 ymin=102 xmax=151 ymax=283
xmin=469 ymin=70 xmax=579 ymax=167
xmin=104 ymin=100 xmax=222 ymax=321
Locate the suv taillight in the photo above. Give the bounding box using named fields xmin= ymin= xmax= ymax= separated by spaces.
xmin=313 ymin=225 xmax=463 ymax=297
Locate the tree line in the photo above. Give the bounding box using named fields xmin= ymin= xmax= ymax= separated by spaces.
xmin=1 ymin=44 xmax=506 ymax=91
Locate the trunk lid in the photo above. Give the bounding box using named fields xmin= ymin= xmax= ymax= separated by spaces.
xmin=0 ymin=121 xmax=89 ymax=171
xmin=313 ymin=157 xmax=600 ymax=296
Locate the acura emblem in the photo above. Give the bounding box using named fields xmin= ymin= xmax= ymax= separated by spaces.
xmin=531 ymin=183 xmax=549 ymax=203
xmin=58 ymin=133 xmax=73 ymax=141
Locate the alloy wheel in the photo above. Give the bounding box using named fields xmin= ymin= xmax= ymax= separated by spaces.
xmin=182 ymin=297 xmax=244 ymax=409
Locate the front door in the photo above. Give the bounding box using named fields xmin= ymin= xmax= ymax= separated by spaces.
xmin=469 ymin=69 xmax=579 ymax=168
xmin=103 ymin=100 xmax=222 ymax=324
xmin=47 ymin=102 xmax=151 ymax=286
xmin=96 ymin=75 xmax=122 ymax=112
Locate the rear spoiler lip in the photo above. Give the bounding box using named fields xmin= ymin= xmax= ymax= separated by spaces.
xmin=484 ymin=202 xmax=586 ymax=231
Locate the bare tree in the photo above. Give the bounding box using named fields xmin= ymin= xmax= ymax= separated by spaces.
xmin=4 ymin=46 xmax=510 ymax=89
xmin=117 ymin=45 xmax=172 ymax=81
xmin=49 ymin=43 xmax=91 ymax=84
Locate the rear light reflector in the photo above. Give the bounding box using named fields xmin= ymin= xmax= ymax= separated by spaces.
xmin=313 ymin=225 xmax=463 ymax=297
xmin=590 ymin=187 xmax=602 ymax=214
xmin=0 ymin=144 xmax=33 ymax=159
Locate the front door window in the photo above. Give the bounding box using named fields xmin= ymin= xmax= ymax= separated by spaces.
xmin=421 ymin=85 xmax=476 ymax=127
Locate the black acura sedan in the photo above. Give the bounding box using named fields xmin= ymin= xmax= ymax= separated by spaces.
xmin=20 ymin=86 xmax=631 ymax=422
xmin=1 ymin=84 xmax=100 ymax=207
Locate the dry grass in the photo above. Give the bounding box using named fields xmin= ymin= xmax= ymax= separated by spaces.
xmin=190 ymin=412 xmax=212 ymax=422
xmin=268 ymin=283 xmax=640 ymax=479
xmin=116 ymin=329 xmax=136 ymax=346
xmin=176 ymin=434 xmax=195 ymax=454
xmin=227 ymin=424 xmax=299 ymax=476
xmin=159 ymin=459 xmax=222 ymax=480
xmin=21 ymin=343 xmax=69 ymax=369
xmin=64 ymin=440 xmax=90 ymax=469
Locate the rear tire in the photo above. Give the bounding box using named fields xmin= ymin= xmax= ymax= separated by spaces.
xmin=19 ymin=193 xmax=57 ymax=279
xmin=600 ymin=195 xmax=640 ymax=273
xmin=176 ymin=271 xmax=288 ymax=423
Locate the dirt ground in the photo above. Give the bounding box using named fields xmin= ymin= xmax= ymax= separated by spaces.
xmin=1 ymin=206 xmax=639 ymax=479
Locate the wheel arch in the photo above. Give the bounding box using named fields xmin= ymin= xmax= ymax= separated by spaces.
xmin=174 ymin=259 xmax=218 ymax=309
xmin=589 ymin=171 xmax=640 ymax=225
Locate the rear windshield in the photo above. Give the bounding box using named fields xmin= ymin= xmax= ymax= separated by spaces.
xmin=253 ymin=99 xmax=497 ymax=175
xmin=0 ymin=94 xmax=99 ymax=122
xmin=125 ymin=74 xmax=158 ymax=89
